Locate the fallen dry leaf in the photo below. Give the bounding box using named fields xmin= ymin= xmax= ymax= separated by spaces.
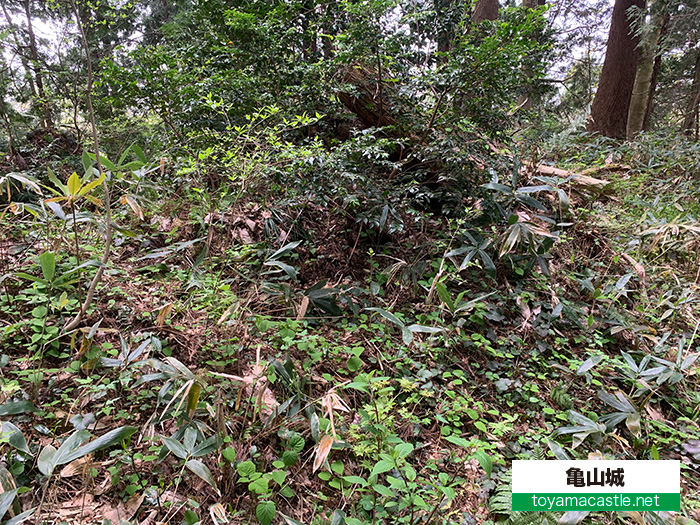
xmin=313 ymin=434 xmax=334 ymax=473
xmin=60 ymin=456 xmax=92 ymax=478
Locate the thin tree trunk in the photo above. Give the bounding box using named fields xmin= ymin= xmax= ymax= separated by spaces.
xmin=626 ymin=6 xmax=664 ymax=139
xmin=588 ymin=0 xmax=645 ymax=138
xmin=642 ymin=14 xmax=668 ymax=130
xmin=22 ymin=0 xmax=53 ymax=129
xmin=0 ymin=0 xmax=36 ymax=97
xmin=682 ymin=50 xmax=700 ymax=139
xmin=473 ymin=0 xmax=498 ymax=23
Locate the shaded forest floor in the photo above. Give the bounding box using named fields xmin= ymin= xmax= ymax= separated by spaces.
xmin=1 ymin=133 xmax=700 ymax=525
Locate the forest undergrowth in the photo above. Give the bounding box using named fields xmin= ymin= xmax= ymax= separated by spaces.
xmin=1 ymin=129 xmax=699 ymax=525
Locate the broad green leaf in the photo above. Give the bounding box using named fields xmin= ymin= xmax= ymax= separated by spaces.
xmin=546 ymin=438 xmax=571 ymax=460
xmin=183 ymin=427 xmax=197 ymax=453
xmin=162 ymin=437 xmax=188 ymax=459
xmin=394 ymin=442 xmax=413 ymax=458
xmin=222 ymin=446 xmax=237 ymax=463
xmin=66 ymin=173 xmax=81 ymax=196
xmin=280 ymin=513 xmax=306 ymax=525
xmin=517 ymin=184 xmax=555 ymax=193
xmin=185 ymin=459 xmax=219 ymax=494
xmin=249 ymin=477 xmax=269 ymax=494
xmin=256 ymin=501 xmax=276 ymax=525
xmin=93 ymin=153 xmax=117 ymax=172
xmin=45 ymin=201 xmax=65 ymax=220
xmin=444 ymin=435 xmax=470 ymax=448
xmin=270 ymin=469 xmax=286 ymax=485
xmin=481 ymin=182 xmax=512 ymax=194
xmin=370 ymin=459 xmax=393 ymax=478
xmin=282 ymin=450 xmax=298 ymax=466
xmin=164 ymin=357 xmax=195 ymax=379
xmin=37 ymin=445 xmax=57 ymax=476
xmin=48 ymin=430 xmax=91 ymax=473
xmin=0 ymin=422 xmax=29 ymax=454
xmin=268 ymin=240 xmax=302 ymax=260
xmin=59 ymin=426 xmax=137 ymax=465
xmin=576 ymin=355 xmax=603 ymax=375
xmin=47 ymin=168 xmax=67 ymax=194
xmin=404 ymin=464 xmax=417 ymax=482
xmin=77 ymin=173 xmax=105 ymax=197
xmin=3 ymin=506 xmax=35 ymax=524
xmin=131 ymin=144 xmax=147 ymax=163
xmin=330 ymin=509 xmax=346 ymax=525
xmin=365 ymin=307 xmax=405 ymax=328
xmin=347 ymin=356 xmax=363 ymax=372
xmin=0 ymin=401 xmax=37 ymax=416
xmin=472 ymin=450 xmax=492 ymax=478
xmin=117 ymin=145 xmax=132 ymax=166
xmin=407 ymin=324 xmax=442 ymax=334
xmin=191 ymin=435 xmax=218 ymax=457
xmin=81 ymin=151 xmax=92 ymax=174
xmin=263 ymin=260 xmax=297 ymax=279
xmin=39 ymin=252 xmax=55 ymax=282
xmin=342 ymin=475 xmax=368 ymax=486
xmin=119 ymin=160 xmax=145 ymax=171
xmin=401 ymin=327 xmax=413 ymax=345
xmin=372 ymin=484 xmax=394 ymax=497
xmin=435 ymin=283 xmax=455 ymax=313
xmin=237 ymin=460 xmax=256 ymax=477
xmin=0 ymin=489 xmax=18 ymax=521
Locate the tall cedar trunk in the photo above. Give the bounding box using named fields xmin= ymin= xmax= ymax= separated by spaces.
xmin=642 ymin=14 xmax=669 ymax=130
xmin=626 ymin=6 xmax=664 ymax=139
xmin=473 ymin=0 xmax=498 ymax=23
xmin=587 ymin=0 xmax=644 ymax=138
xmin=22 ymin=0 xmax=53 ymax=129
xmin=682 ymin=49 xmax=700 ymax=139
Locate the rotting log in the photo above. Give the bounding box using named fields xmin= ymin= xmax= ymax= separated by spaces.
xmin=336 ymin=65 xmax=396 ymax=129
xmin=532 ymin=164 xmax=614 ymax=194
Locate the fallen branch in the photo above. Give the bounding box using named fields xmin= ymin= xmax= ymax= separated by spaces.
xmin=533 ymin=164 xmax=613 ymax=194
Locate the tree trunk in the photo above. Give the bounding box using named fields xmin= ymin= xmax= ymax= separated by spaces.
xmin=587 ymin=0 xmax=644 ymax=138
xmin=473 ymin=0 xmax=498 ymax=23
xmin=22 ymin=0 xmax=53 ymax=129
xmin=626 ymin=7 xmax=664 ymax=139
xmin=682 ymin=50 xmax=700 ymax=139
xmin=0 ymin=0 xmax=36 ymax=97
xmin=642 ymin=14 xmax=669 ymax=130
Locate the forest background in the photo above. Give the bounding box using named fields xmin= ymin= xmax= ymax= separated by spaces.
xmin=0 ymin=0 xmax=699 ymax=523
